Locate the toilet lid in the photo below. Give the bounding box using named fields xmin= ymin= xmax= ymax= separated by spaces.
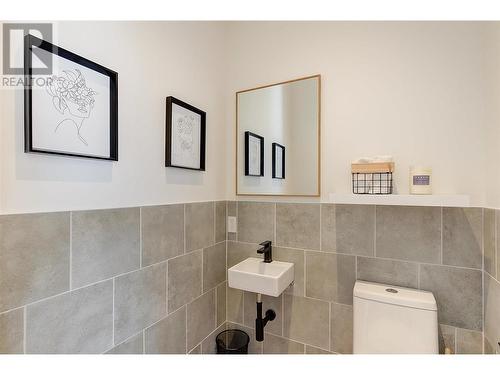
xmin=354 ymin=281 xmax=437 ymax=311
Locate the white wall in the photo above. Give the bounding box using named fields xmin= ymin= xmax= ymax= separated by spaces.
xmin=483 ymin=23 xmax=500 ymax=209
xmin=2 ymin=21 xmax=500 ymax=213
xmin=225 ymin=22 xmax=494 ymax=206
xmin=0 ymin=21 xmax=228 ymax=214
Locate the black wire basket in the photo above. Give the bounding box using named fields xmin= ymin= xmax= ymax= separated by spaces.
xmin=351 ymin=163 xmax=394 ymax=195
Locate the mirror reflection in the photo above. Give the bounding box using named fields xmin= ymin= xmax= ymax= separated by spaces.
xmin=236 ymin=75 xmax=320 ymax=196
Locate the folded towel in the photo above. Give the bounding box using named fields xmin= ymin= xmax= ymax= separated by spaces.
xmin=352 ymin=155 xmax=393 ymax=164
xmin=352 ymin=157 xmax=374 ymax=164
xmin=372 ymin=155 xmax=393 ymax=163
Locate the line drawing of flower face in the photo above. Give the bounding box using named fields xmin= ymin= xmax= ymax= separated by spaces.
xmin=176 ymin=114 xmax=195 ymax=153
xmin=46 ymin=69 xmax=97 ymax=119
xmin=45 ymin=69 xmax=97 ymax=146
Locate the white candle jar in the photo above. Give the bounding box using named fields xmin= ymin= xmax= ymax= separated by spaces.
xmin=409 ymin=167 xmax=432 ymax=195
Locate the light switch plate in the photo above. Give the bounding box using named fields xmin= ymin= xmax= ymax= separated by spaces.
xmin=227 ymin=216 xmax=237 ymax=233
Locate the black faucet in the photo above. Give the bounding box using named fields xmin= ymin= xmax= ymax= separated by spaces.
xmin=257 ymin=240 xmax=272 ymax=263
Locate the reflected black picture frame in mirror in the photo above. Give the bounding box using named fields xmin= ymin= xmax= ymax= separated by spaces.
xmin=244 ymin=131 xmax=264 ymax=177
xmin=272 ymin=142 xmax=285 ymax=179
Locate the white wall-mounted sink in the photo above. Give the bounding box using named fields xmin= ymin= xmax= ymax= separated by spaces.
xmin=228 ymin=257 xmax=294 ymax=297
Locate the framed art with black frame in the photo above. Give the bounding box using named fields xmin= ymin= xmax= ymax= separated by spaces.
xmin=244 ymin=131 xmax=264 ymax=177
xmin=24 ymin=34 xmax=118 ymax=161
xmin=272 ymin=142 xmax=285 ymax=179
xmin=165 ymin=96 xmax=206 ymax=171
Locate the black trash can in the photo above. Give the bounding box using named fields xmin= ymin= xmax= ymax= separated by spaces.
xmin=216 ymin=329 xmax=250 ymax=354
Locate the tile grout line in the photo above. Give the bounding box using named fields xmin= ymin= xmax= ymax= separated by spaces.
xmin=242 ymin=291 xmax=246 ymax=327
xmin=103 ymin=302 xmax=188 ymax=353
xmin=355 ymin=255 xmax=358 ymax=280
xmin=201 ymin=247 xmax=204 ymax=293
xmin=303 ymin=250 xmax=307 ymax=297
xmin=264 ymin=331 xmax=311 ymax=352
xmin=230 ymin=238 xmax=485 ymax=273
xmin=14 ymin=255 xmax=203 ymax=350
xmin=182 ymin=280 xmax=226 ymax=324
xmin=23 ymin=306 xmax=27 ymax=354
xmin=294 ymin=245 xmax=484 ymax=272
xmin=454 ymin=327 xmax=457 ymax=354
xmin=319 ymin=204 xmax=322 ymax=251
xmin=1 ymin=268 xmax=149 ymax=317
xmin=35 ymin=200 xmax=227 ymax=215
xmin=195 ymin=321 xmax=226 ymax=353
xmin=274 ymin=203 xmax=277 ymax=244
xmin=486 ymin=270 xmax=500 ymax=286
xmin=214 ymin=287 xmax=219 ymax=328
xmin=166 ymin=261 xmax=169 ymax=314
xmin=142 ymin=329 xmax=146 ymax=354
xmin=226 ymin=202 xmax=229 ymax=323
xmin=489 ymin=209 xmax=498 ymax=349
xmin=440 ymin=206 xmax=443 ymax=265
xmin=417 ymin=263 xmax=420 ymax=289
xmin=225 ymin=201 xmax=228 ymax=242
xmin=495 ymin=210 xmax=498 ymax=280
xmin=281 ymin=293 xmax=285 ymax=336
xmin=482 ymin=207 xmax=485 ymax=274
xmin=482 ymin=208 xmax=485 ymax=353
xmin=307 ymin=343 xmax=336 ymax=354
xmin=374 ymin=205 xmax=377 ymax=257
xmin=185 ymin=305 xmax=188 ymax=353
xmin=235 ymin=201 xmax=241 ymax=324
xmin=139 ymin=207 xmax=142 ymax=268
xmin=180 ymin=280 xmax=227 ymax=353
xmin=214 ymin=283 xmax=218 ymax=330
xmin=132 ymin=301 xmax=196 ymax=347
xmin=328 ymin=302 xmax=332 ymax=352
xmin=286 ymin=293 xmax=352 ymax=306
xmin=69 ymin=212 xmax=73 ymax=290
xmin=105 ymin=269 xmax=225 ymax=352
xmin=112 ymin=278 xmax=115 ymax=345
xmin=233 ymin=320 xmax=333 ymax=353
xmin=183 ymin=204 xmax=186 ymax=254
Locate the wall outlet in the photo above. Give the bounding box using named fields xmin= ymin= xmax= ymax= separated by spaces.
xmin=227 ymin=216 xmax=237 ymax=233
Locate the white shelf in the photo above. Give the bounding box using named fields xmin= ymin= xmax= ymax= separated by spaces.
xmin=328 ymin=193 xmax=470 ymax=207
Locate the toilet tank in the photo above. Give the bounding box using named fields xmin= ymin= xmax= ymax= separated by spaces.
xmin=353 ymin=281 xmax=438 ymax=354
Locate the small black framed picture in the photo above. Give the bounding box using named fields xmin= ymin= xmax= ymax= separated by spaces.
xmin=165 ymin=96 xmax=206 ymax=171
xmin=244 ymin=131 xmax=264 ymax=177
xmin=272 ymin=142 xmax=285 ymax=179
xmin=24 ymin=34 xmax=118 ymax=161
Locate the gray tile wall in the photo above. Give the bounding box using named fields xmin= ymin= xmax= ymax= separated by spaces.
xmin=71 ymin=208 xmax=141 ymax=289
xmin=2 ymin=200 xmax=498 ymax=355
xmin=0 ymin=212 xmax=70 ymax=312
xmin=226 ymin=202 xmax=491 ymax=354
xmin=483 ymin=208 xmax=500 ymax=354
xmin=0 ymin=201 xmax=227 ymax=354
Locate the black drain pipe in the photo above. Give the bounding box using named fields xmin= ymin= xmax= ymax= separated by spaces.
xmin=255 ymin=294 xmax=276 ymax=342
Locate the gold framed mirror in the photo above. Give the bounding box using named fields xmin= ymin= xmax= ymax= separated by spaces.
xmin=236 ymin=75 xmax=321 ymax=196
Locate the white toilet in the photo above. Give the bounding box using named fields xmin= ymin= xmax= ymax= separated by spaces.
xmin=353 ymin=280 xmax=439 ymax=354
